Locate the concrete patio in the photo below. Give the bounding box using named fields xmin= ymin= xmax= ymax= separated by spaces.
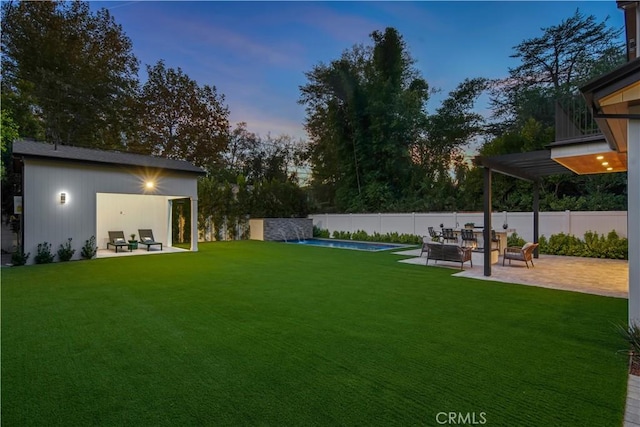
xmin=97 ymin=246 xmax=188 ymax=259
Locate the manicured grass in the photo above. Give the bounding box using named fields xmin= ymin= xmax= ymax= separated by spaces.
xmin=1 ymin=241 xmax=629 ymax=426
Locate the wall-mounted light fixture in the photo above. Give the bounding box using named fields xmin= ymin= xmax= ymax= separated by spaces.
xmin=146 ymin=181 xmax=154 ymax=189
xmin=60 ymin=192 xmax=66 ymax=204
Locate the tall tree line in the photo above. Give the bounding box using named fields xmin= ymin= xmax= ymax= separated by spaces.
xmin=479 ymin=9 xmax=627 ymax=212
xmin=300 ymin=28 xmax=485 ymax=213
xmin=1 ymin=1 xmax=230 ymax=168
xmin=1 ymin=0 xmax=309 ymax=233
xmin=300 ymin=11 xmax=626 ymax=214
xmin=2 ymin=2 xmax=627 ymax=222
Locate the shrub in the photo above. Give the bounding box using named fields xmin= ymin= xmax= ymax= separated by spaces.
xmin=11 ymin=247 xmax=30 ymax=266
xmin=332 ymin=230 xmax=349 ymax=240
xmin=351 ymin=230 xmax=369 ymax=241
xmin=538 ymin=230 xmax=627 ymax=259
xmin=616 ymin=323 xmax=640 ymax=359
xmin=544 ymin=232 xmax=584 ymax=256
xmin=313 ymin=226 xmax=330 ymax=238
xmin=57 ymin=238 xmax=76 ymax=262
xmin=507 ymin=232 xmax=526 ymax=248
xmin=81 ymin=236 xmax=97 ymax=260
xmin=34 ymin=242 xmax=54 ymax=264
xmin=328 ymin=229 xmax=422 ymax=245
xmin=601 ymin=230 xmax=627 ymax=260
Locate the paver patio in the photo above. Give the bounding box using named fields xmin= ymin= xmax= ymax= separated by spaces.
xmin=394 ymin=248 xmax=628 ymax=298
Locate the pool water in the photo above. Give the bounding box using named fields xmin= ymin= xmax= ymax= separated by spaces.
xmin=287 ymin=238 xmax=410 ymax=252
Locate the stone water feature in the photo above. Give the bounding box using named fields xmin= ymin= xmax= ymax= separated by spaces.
xmin=249 ymin=218 xmax=313 ymax=241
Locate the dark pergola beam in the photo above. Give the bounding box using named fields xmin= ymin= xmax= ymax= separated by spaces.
xmin=483 ymin=167 xmax=492 ymax=276
xmin=533 ymin=183 xmax=539 ymax=259
xmin=477 ymin=149 xmax=575 ymax=277
xmin=474 ymin=150 xmax=573 ymax=182
xmin=475 ymin=156 xmax=536 ymax=182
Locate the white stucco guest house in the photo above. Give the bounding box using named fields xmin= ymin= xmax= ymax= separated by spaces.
xmin=12 ymin=139 xmax=205 ymax=263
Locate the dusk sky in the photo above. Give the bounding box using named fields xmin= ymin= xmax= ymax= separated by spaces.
xmin=91 ymin=1 xmax=625 ymax=143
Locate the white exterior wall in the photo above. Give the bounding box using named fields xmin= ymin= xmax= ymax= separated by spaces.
xmin=22 ymin=159 xmax=198 ymax=263
xmin=628 ymin=113 xmax=639 ymax=326
xmin=309 ymin=211 xmax=628 ymax=242
xmin=96 ymin=194 xmax=174 ymax=250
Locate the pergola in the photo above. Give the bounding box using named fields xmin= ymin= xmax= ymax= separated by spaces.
xmin=473 ymin=149 xmax=574 ymax=277
xmin=475 ymin=54 xmax=639 ymax=325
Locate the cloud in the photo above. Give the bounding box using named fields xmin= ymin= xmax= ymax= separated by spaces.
xmin=229 ymin=102 xmax=307 ymax=141
xmin=184 ymin=22 xmax=306 ymax=69
xmin=290 ymin=4 xmax=383 ymax=43
xmin=141 ymin=6 xmax=307 ymax=69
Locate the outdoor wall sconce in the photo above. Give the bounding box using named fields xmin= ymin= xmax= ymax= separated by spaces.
xmin=146 ymin=181 xmax=154 ymax=189
xmin=60 ymin=192 xmax=66 ymax=204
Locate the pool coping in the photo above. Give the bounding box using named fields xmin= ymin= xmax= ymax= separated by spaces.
xmin=285 ymin=238 xmax=416 ymax=252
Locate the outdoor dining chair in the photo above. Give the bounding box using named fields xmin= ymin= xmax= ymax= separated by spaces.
xmin=491 ymin=229 xmax=501 ymax=251
xmin=428 ymin=226 xmax=442 ymax=242
xmin=460 ymin=228 xmax=478 ymax=249
xmin=441 ymin=228 xmax=457 ymax=244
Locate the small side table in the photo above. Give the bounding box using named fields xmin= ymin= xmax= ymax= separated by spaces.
xmin=128 ymin=240 xmax=138 ymax=250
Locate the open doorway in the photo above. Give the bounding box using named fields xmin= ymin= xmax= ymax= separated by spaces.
xmin=170 ymin=197 xmax=191 ymax=249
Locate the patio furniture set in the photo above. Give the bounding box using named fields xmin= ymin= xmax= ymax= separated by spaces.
xmin=107 ymin=229 xmax=163 ymax=253
xmin=423 ymin=226 xmax=538 ymax=270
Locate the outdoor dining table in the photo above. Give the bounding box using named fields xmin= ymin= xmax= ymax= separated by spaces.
xmin=451 ymin=228 xmax=508 ymax=251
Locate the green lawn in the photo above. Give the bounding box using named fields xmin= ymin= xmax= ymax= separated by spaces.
xmin=1 ymin=241 xmax=629 ymax=426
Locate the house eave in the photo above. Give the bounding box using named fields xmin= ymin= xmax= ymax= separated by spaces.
xmin=12 ymin=140 xmax=207 ymax=176
xmin=580 ymin=58 xmax=640 ymax=151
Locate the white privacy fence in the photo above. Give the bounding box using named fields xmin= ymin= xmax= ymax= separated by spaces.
xmin=309 ymin=211 xmax=628 ymax=243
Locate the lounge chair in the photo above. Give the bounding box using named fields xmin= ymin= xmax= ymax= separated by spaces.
xmin=503 ymin=242 xmax=539 ymax=268
xmin=107 ymin=231 xmax=131 ymax=253
xmin=138 ymin=229 xmax=163 ymax=251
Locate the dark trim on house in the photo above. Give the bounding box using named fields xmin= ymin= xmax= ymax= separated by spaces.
xmin=618 ymin=1 xmax=638 ymax=61
xmin=547 ymin=133 xmax=608 ymax=148
xmin=12 ymin=139 xmax=207 ymax=176
xmin=580 ymin=58 xmax=640 ymax=151
xmin=581 ymin=57 xmax=640 ymax=98
xmin=593 ymin=113 xmax=640 ymax=119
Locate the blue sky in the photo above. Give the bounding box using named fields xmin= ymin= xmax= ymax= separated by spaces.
xmin=91 ymin=1 xmax=624 ymax=141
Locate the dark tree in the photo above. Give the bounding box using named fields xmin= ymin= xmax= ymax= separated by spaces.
xmin=1 ymin=1 xmax=139 ymax=148
xmin=300 ymin=28 xmax=430 ymax=212
xmin=135 ymin=60 xmax=230 ymax=169
xmin=490 ymin=9 xmax=624 ymax=130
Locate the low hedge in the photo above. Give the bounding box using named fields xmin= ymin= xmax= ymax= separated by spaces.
xmin=539 ymin=230 xmax=627 ymax=260
xmin=507 ymin=230 xmax=627 ymax=260
xmin=313 ymin=228 xmax=422 ymax=245
xmin=314 ymin=228 xmax=628 ymax=260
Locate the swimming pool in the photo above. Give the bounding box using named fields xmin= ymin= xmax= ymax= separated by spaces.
xmin=287 ymin=238 xmax=411 ymax=252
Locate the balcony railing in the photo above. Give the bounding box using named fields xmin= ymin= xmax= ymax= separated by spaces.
xmin=555 ymin=95 xmax=602 ymax=141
